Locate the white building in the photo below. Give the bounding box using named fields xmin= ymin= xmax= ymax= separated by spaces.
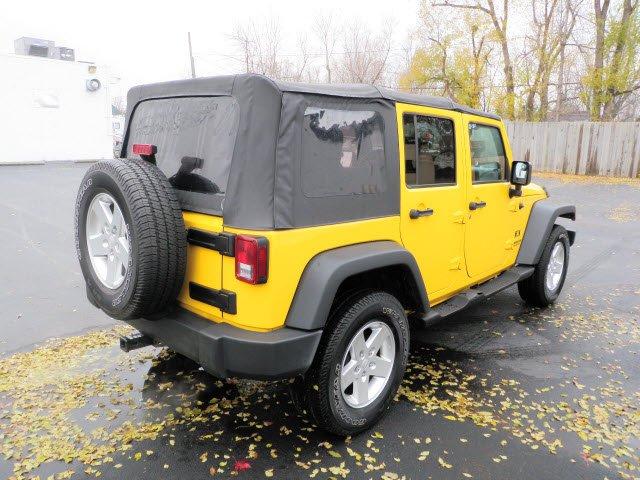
xmin=0 ymin=41 xmax=114 ymax=164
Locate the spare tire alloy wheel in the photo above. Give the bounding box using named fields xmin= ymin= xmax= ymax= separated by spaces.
xmin=75 ymin=159 xmax=187 ymax=320
xmin=86 ymin=193 xmax=130 ymax=289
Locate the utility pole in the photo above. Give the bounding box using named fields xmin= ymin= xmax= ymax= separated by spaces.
xmin=188 ymin=32 xmax=196 ymax=78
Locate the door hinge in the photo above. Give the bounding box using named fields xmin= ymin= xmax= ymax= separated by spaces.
xmin=189 ymin=282 xmax=237 ymax=314
xmin=187 ymin=229 xmax=235 ymax=256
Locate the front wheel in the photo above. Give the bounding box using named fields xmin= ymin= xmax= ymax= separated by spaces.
xmin=302 ymin=291 xmax=410 ymax=436
xmin=518 ymin=225 xmax=570 ymax=307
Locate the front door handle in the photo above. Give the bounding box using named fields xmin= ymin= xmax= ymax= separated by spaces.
xmin=409 ymin=208 xmax=434 ymax=219
xmin=469 ymin=201 xmax=487 ymax=211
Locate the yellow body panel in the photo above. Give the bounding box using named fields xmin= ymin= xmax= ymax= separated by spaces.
xmin=176 ymin=105 xmax=547 ymax=331
xmin=177 ymin=211 xmax=225 ymax=321
xmin=222 ymin=217 xmax=402 ymax=331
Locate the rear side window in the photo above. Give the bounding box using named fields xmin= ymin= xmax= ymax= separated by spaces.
xmin=127 ymin=97 xmax=239 ymax=195
xmin=469 ymin=123 xmax=507 ymax=183
xmin=301 ymin=107 xmax=387 ymax=197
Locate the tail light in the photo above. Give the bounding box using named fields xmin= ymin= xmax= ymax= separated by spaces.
xmin=235 ymin=235 xmax=268 ymax=284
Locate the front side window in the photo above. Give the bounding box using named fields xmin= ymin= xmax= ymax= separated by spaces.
xmin=301 ymin=107 xmax=386 ymax=197
xmin=403 ymin=114 xmax=456 ymax=186
xmin=469 ymin=123 xmax=507 ymax=183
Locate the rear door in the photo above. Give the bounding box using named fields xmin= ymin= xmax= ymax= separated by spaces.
xmin=126 ymin=96 xmax=239 ymax=320
xmin=398 ymin=104 xmax=468 ymax=304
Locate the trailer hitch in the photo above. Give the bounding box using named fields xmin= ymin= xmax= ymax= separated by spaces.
xmin=119 ymin=331 xmax=154 ymax=352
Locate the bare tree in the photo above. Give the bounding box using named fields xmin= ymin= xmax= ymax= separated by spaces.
xmin=313 ymin=13 xmax=339 ymax=83
xmin=231 ymin=17 xmax=310 ymax=81
xmin=334 ymin=22 xmax=393 ymax=85
xmin=522 ymin=0 xmax=580 ymax=120
xmin=555 ymin=0 xmax=576 ymax=119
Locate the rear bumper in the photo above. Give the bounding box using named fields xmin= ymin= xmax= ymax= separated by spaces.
xmin=127 ymin=308 xmax=322 ymax=380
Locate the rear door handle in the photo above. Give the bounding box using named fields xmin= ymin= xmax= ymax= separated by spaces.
xmin=409 ymin=208 xmax=434 ymax=219
xmin=469 ymin=201 xmax=487 ymax=210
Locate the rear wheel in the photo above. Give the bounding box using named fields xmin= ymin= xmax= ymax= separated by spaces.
xmin=518 ymin=225 xmax=570 ymax=307
xmin=301 ymin=291 xmax=409 ymax=436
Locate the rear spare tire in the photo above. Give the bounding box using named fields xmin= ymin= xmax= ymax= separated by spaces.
xmin=75 ymin=159 xmax=187 ymax=320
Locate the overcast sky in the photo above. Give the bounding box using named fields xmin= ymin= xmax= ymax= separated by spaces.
xmin=2 ymin=0 xmax=419 ymax=98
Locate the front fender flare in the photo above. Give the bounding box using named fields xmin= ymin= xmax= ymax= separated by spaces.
xmin=285 ymin=241 xmax=428 ymax=331
xmin=517 ymin=200 xmax=576 ymax=265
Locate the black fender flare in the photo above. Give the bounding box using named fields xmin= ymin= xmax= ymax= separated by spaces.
xmin=517 ymin=200 xmax=576 ymax=266
xmin=285 ymin=241 xmax=429 ymax=331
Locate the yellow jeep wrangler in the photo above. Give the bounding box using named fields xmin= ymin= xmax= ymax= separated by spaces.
xmin=75 ymin=74 xmax=575 ymax=435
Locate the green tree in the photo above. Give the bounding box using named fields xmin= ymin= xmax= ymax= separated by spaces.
xmin=431 ymin=0 xmax=515 ymax=119
xmin=582 ymin=0 xmax=640 ymax=120
xmin=399 ymin=10 xmax=492 ymax=109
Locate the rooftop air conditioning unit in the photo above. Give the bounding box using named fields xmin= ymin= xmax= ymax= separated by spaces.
xmin=14 ymin=37 xmax=75 ymax=61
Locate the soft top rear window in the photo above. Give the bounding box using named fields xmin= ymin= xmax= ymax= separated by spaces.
xmin=126 ymin=96 xmax=239 ymax=200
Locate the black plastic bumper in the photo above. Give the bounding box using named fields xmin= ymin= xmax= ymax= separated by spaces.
xmin=127 ymin=309 xmax=322 ymax=380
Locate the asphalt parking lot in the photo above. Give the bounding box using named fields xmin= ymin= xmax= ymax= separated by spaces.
xmin=0 ymin=163 xmax=639 ymax=480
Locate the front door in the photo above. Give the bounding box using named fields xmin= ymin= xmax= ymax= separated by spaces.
xmin=398 ymin=105 xmax=467 ymax=303
xmin=463 ymin=116 xmax=517 ymax=280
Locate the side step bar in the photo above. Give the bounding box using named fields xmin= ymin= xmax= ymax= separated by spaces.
xmin=418 ymin=265 xmax=535 ymax=325
xmin=120 ymin=332 xmax=154 ymax=352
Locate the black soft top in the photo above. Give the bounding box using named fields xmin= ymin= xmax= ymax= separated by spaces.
xmin=274 ymin=79 xmax=500 ymax=120
xmin=123 ymin=74 xmax=499 ymax=230
xmin=126 ymin=74 xmax=499 ymax=121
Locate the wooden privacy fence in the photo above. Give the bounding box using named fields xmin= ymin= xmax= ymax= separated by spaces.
xmin=504 ymin=121 xmax=640 ymax=178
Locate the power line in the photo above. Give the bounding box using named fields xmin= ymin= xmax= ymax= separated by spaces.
xmin=194 ymin=48 xmax=409 ymax=59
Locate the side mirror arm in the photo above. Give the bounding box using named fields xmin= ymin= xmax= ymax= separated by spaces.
xmin=509 ymin=185 xmax=523 ymax=198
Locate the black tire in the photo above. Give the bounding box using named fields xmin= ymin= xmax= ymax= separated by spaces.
xmin=518 ymin=225 xmax=570 ymax=307
xmin=302 ymin=291 xmax=410 ymax=436
xmin=75 ymin=159 xmax=187 ymax=320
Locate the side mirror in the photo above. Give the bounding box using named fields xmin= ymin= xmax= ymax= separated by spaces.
xmin=511 ymin=161 xmax=532 ymax=185
xmin=510 ymin=161 xmax=532 ymax=197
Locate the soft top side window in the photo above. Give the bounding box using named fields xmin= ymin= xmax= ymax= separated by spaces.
xmin=468 ymin=123 xmax=507 ymax=183
xmin=301 ymin=107 xmax=387 ymax=197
